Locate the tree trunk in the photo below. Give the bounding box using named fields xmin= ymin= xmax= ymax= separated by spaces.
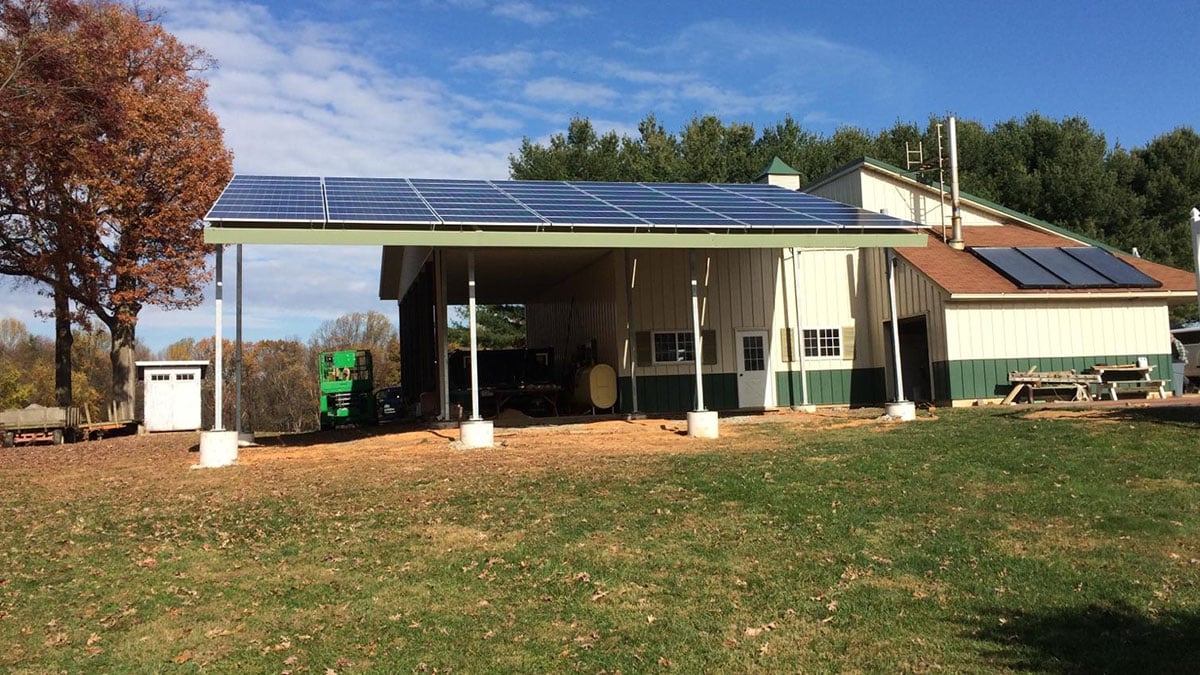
xmin=109 ymin=314 xmax=137 ymax=422
xmin=53 ymin=285 xmax=73 ymax=407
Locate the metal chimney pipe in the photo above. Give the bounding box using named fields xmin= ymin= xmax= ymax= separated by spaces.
xmin=948 ymin=117 xmax=965 ymax=250
xmin=1191 ymin=207 xmax=1200 ymax=322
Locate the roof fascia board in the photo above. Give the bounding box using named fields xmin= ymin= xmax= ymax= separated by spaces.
xmin=948 ymin=291 xmax=1197 ymax=302
xmin=204 ymin=227 xmax=928 ymax=249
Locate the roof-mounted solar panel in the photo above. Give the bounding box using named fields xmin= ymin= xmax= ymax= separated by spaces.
xmin=206 ymin=175 xmax=928 ymax=233
xmin=970 ymin=246 xmax=1162 ymax=290
xmin=1064 ymin=246 xmax=1161 ymax=288
xmin=971 ymin=247 xmax=1068 ymax=288
xmin=205 ymin=175 xmax=325 ymax=223
xmin=1019 ymin=247 xmax=1117 ymax=287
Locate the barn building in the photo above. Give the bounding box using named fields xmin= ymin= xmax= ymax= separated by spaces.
xmin=202 ymin=157 xmax=1195 ymax=448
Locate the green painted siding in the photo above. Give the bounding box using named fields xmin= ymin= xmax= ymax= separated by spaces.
xmin=618 ymin=374 xmax=738 ymax=414
xmin=938 ymin=353 xmax=1171 ymax=401
xmin=776 ymin=368 xmax=887 ymax=406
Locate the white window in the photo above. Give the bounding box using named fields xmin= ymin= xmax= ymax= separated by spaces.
xmin=653 ymin=331 xmax=696 ymax=364
xmin=176 ymin=373 xmax=195 ymax=381
xmin=151 ymin=373 xmax=170 ymax=381
xmin=802 ymin=327 xmax=842 ymax=359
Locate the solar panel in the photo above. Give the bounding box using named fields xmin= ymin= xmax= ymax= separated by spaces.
xmin=324 ymin=177 xmax=437 ymax=224
xmin=1064 ymin=247 xmax=1161 ymax=288
xmin=1019 ymin=247 xmax=1116 ymax=287
xmin=206 ymin=175 xmax=928 ymax=233
xmin=205 ymin=175 xmax=325 ymax=222
xmin=971 ymin=246 xmax=1163 ymax=289
xmin=971 ymin=247 xmax=1067 ymax=288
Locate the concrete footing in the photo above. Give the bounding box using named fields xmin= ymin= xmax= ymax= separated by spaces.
xmin=196 ymin=430 xmax=238 ymax=468
xmin=686 ymin=410 xmax=719 ymax=438
xmin=884 ymin=400 xmax=917 ymax=421
xmin=237 ymin=431 xmax=256 ymax=447
xmin=459 ymin=419 xmax=495 ymax=448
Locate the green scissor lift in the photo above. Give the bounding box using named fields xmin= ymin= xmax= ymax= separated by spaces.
xmin=318 ymin=349 xmax=377 ymax=430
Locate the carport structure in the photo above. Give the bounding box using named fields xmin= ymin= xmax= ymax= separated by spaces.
xmin=203 ymin=175 xmax=927 ymax=448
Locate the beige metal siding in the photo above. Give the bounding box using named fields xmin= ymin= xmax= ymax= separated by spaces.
xmin=861 ymin=249 xmax=950 ymax=363
xmin=836 ymin=171 xmax=1007 ymax=228
xmin=526 ymin=252 xmax=621 ymax=374
xmin=780 ymin=249 xmax=876 ymax=372
xmin=616 ymin=249 xmax=786 ymax=377
xmin=945 ymin=301 xmax=1170 ymax=361
xmin=804 ymin=172 xmax=863 ymax=211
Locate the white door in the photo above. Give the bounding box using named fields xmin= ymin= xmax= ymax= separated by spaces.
xmin=144 ymin=372 xmax=174 ymax=431
xmin=736 ymin=330 xmax=773 ymax=409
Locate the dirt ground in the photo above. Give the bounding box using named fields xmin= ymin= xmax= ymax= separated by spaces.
xmin=0 ymin=407 xmax=891 ymax=480
xmin=6 ymin=398 xmax=1191 ymax=479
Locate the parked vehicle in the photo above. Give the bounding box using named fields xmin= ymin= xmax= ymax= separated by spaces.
xmin=1171 ymin=327 xmax=1200 ymax=385
xmin=318 ymin=349 xmax=377 ymax=430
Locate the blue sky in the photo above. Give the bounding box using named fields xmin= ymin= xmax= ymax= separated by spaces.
xmin=4 ymin=0 xmax=1198 ymax=350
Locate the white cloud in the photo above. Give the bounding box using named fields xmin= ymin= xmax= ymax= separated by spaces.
xmin=453 ymin=49 xmax=538 ymax=74
xmin=523 ymin=77 xmax=618 ymax=107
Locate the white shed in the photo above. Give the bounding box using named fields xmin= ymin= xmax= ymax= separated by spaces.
xmin=136 ymin=360 xmax=209 ymax=432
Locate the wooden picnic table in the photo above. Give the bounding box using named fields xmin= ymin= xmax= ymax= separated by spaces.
xmin=1087 ymin=363 xmax=1166 ymax=400
xmin=1003 ymin=369 xmax=1100 ymax=404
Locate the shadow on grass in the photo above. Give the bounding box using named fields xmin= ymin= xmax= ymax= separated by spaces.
xmin=969 ymin=601 xmax=1200 ymax=673
xmin=1105 ymin=405 xmax=1200 ymax=429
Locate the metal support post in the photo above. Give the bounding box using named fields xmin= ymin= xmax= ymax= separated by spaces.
xmin=467 ymin=251 xmax=481 ymax=421
xmin=689 ymin=250 xmax=705 ymax=412
xmin=624 ymin=249 xmax=641 ymax=414
xmin=213 ymin=245 xmax=224 ymax=431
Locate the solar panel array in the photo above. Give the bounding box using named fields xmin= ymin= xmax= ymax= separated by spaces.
xmin=971 ymin=247 xmax=1160 ymax=289
xmin=205 ymin=175 xmax=924 ymax=232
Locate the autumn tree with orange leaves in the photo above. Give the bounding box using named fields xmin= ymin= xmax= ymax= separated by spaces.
xmin=0 ymin=0 xmax=232 ymax=418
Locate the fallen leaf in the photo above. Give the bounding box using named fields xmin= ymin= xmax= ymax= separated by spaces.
xmin=173 ymin=651 xmax=192 ymax=664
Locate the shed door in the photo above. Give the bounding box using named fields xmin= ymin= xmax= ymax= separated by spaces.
xmin=736 ymin=330 xmax=773 ymax=409
xmin=144 ymin=370 xmax=202 ymax=431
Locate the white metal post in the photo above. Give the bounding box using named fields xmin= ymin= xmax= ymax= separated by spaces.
xmin=1192 ymin=208 xmax=1200 ymax=322
xmin=791 ymin=247 xmax=810 ymax=406
xmin=689 ymin=250 xmax=705 ymax=412
xmin=624 ymin=249 xmax=640 ymax=414
xmin=213 ymin=245 xmax=224 ymax=431
xmin=467 ymin=250 xmax=481 ymax=421
xmin=235 ymin=243 xmax=243 ymax=435
xmin=887 ymin=248 xmax=907 ymax=402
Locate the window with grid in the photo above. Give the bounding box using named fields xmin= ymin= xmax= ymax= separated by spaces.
xmin=653 ymin=331 xmax=696 ymax=364
xmin=802 ymin=327 xmax=842 ymax=358
xmin=742 ymin=334 xmax=766 ymax=371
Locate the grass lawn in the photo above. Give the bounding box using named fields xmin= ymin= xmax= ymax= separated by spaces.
xmin=2 ymin=406 xmax=1199 ymax=673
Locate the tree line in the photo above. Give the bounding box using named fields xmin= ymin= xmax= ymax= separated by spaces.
xmin=0 ymin=312 xmax=399 ymax=434
xmin=511 ymin=114 xmax=1200 ymax=278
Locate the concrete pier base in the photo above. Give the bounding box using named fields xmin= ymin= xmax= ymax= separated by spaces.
xmin=459 ymin=419 xmax=495 ymax=449
xmin=196 ymin=430 xmax=238 ymax=468
xmin=884 ymin=400 xmax=917 ymax=421
xmin=686 ymin=410 xmax=719 ymax=438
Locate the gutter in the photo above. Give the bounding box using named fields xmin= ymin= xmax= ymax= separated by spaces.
xmin=948 ymin=290 xmax=1197 ymax=302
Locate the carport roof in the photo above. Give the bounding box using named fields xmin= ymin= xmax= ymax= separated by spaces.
xmin=203 ymin=175 xmax=928 ymax=248
xmin=202 ymin=175 xmax=929 ymax=303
